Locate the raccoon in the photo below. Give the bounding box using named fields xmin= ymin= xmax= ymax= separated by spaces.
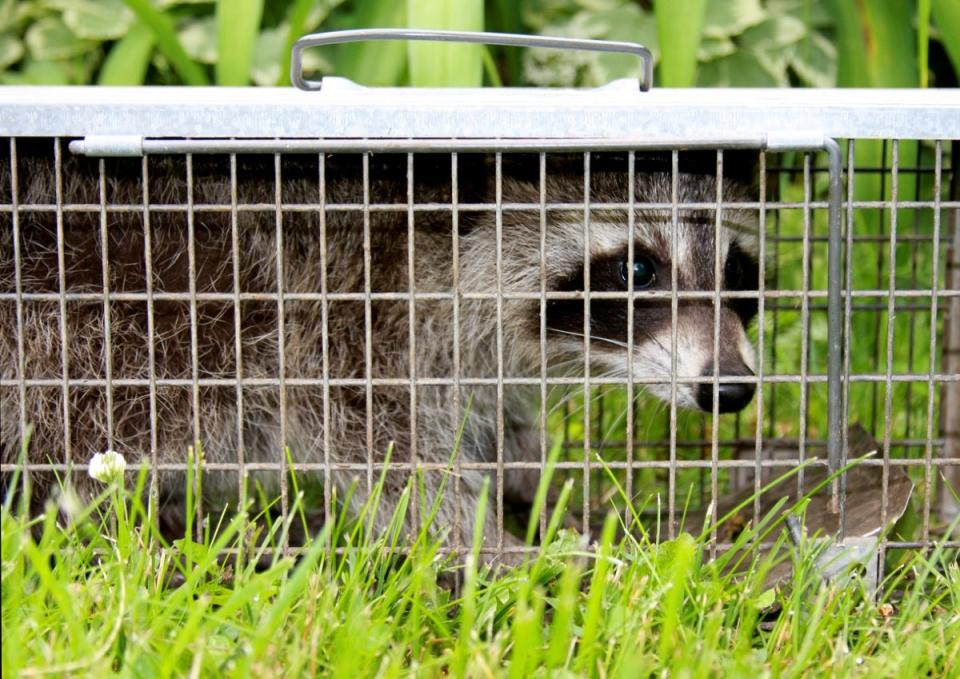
xmin=0 ymin=145 xmax=759 ymax=560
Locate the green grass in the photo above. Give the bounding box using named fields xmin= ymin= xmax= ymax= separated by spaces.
xmin=3 ymin=448 xmax=958 ymax=677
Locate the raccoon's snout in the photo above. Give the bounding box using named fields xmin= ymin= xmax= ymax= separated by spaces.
xmin=694 ymin=364 xmax=756 ymax=413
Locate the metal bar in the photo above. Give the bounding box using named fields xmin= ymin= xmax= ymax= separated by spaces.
xmin=319 ymin=152 xmax=333 ymax=535
xmin=668 ymin=149 xmax=679 ymax=540
xmin=753 ymin=150 xmax=768 ymax=533
xmin=839 ymin=140 xmax=855 ymax=537
xmin=98 ymin=158 xmax=116 ymax=453
xmin=290 ymin=29 xmax=654 ymax=92
xmin=228 ymin=152 xmax=247 ymax=561
xmin=142 ymin=154 xmax=160 ymax=523
xmin=582 ymin=151 xmax=592 ymax=536
xmin=273 ymin=153 xmax=289 ymax=551
xmin=798 ymin=153 xmax=811 ymax=497
xmin=7 ymin=372 xmax=957 ymax=389
xmin=186 ymin=153 xmax=203 ymax=541
xmin=451 ymin=151 xmax=463 ymax=557
xmin=5 ymin=287 xmax=959 ymax=304
xmin=495 ymin=152 xmax=505 ymax=553
xmin=823 ymin=139 xmax=845 ymax=516
xmin=8 ymin=455 xmax=956 ymax=474
xmin=880 ymin=142 xmax=900 ymax=543
xmin=8 ymin=138 xmax=27 ymax=491
xmin=941 ymin=140 xmax=960 ymax=525
xmin=710 ymin=149 xmax=723 ymax=555
xmin=921 ymin=141 xmax=943 ymax=544
xmin=73 ymin=137 xmax=776 ymax=156
xmin=54 ymin=139 xmax=73 ymax=468
xmin=7 ymin=86 xmax=957 ymax=141
xmin=625 ymin=150 xmax=636 ymax=506
xmin=538 ymin=151 xmax=548 ymax=543
xmin=406 ymin=152 xmax=419 ymax=530
xmin=11 ymin=198 xmax=960 ymax=214
xmin=362 ymin=153 xmax=374 ymax=494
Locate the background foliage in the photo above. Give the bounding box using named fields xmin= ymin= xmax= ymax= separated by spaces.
xmin=1 ymin=0 xmax=958 ymax=88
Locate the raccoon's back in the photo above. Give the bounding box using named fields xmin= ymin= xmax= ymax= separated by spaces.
xmin=0 ymin=147 xmax=424 ymax=490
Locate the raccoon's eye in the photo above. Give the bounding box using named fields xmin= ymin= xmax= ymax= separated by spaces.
xmin=619 ymin=255 xmax=657 ymax=289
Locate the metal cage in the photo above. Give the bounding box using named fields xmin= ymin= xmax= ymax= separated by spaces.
xmin=1 ymin=32 xmax=958 ymax=579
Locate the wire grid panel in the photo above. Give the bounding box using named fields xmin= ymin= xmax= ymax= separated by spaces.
xmin=0 ymin=136 xmax=957 ymax=565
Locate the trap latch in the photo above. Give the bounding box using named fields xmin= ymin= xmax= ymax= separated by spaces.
xmin=289 ymin=28 xmax=655 ymax=93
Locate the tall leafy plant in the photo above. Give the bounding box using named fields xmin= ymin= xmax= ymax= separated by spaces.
xmin=652 ymin=0 xmax=708 ymax=87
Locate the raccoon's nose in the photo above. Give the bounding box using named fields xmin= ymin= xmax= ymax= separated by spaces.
xmin=695 ymin=368 xmax=756 ymax=413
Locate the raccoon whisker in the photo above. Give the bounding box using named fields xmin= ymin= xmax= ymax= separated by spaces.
xmin=547 ymin=325 xmax=673 ymax=362
xmin=546 ymin=327 xmax=631 ymax=351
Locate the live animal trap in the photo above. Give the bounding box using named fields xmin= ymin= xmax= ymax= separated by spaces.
xmin=1 ymin=31 xmax=958 ymax=578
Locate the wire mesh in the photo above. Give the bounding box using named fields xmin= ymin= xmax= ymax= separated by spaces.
xmin=0 ymin=136 xmax=957 ymax=567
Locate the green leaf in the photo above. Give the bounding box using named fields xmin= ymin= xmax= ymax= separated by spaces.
xmin=25 ymin=16 xmax=98 ymax=61
xmin=522 ymin=5 xmax=658 ymax=87
xmin=120 ymin=0 xmax=209 ymax=85
xmin=697 ymin=48 xmax=786 ymax=87
xmin=215 ymin=0 xmax=264 ymax=86
xmin=698 ymin=36 xmax=735 ymax=61
xmin=0 ymin=33 xmax=24 ymax=70
xmin=789 ymin=30 xmax=836 ymax=87
xmin=0 ymin=58 xmax=73 ymax=85
xmin=654 ymin=0 xmax=708 ymax=87
xmin=62 ymin=0 xmax=134 ymax=41
xmin=178 ymin=16 xmax=217 ymax=64
xmin=702 ymin=0 xmax=766 ymax=39
xmin=0 ymin=0 xmax=40 ymax=31
xmin=739 ymin=14 xmax=807 ymax=51
xmin=587 ymin=5 xmax=658 ymax=80
xmin=251 ymin=25 xmax=285 ymax=86
xmin=97 ymin=20 xmax=154 ymax=85
xmin=407 ymin=0 xmax=484 ymax=87
xmin=932 ymin=0 xmax=960 ymax=76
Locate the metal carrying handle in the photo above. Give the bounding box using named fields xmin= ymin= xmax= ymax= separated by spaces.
xmin=291 ymin=28 xmax=654 ymax=92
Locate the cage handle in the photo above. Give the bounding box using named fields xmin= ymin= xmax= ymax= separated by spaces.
xmin=291 ymin=28 xmax=654 ymax=92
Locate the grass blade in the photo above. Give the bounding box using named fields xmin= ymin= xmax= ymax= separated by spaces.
xmin=407 ymin=0 xmax=484 ymax=87
xmin=215 ymin=0 xmax=264 ymax=86
xmin=120 ymin=0 xmax=208 ymax=86
xmin=97 ymin=21 xmax=154 ymax=85
xmin=652 ymin=0 xmax=707 ymax=87
xmin=576 ymin=512 xmax=618 ymax=673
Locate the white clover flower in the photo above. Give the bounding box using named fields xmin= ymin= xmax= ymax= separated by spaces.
xmin=88 ymin=450 xmax=127 ymax=484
